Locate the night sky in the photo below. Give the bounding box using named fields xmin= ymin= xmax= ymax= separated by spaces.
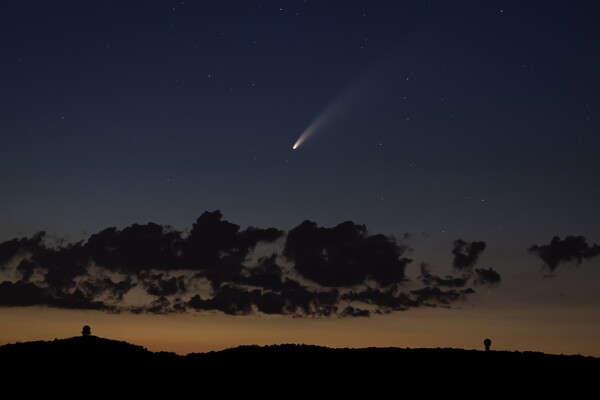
xmin=2 ymin=0 xmax=600 ymax=356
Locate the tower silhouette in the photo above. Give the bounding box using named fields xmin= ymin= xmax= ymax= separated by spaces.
xmin=483 ymin=338 xmax=492 ymax=351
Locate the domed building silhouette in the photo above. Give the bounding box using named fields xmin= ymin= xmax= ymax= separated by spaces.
xmin=82 ymin=325 xmax=92 ymax=337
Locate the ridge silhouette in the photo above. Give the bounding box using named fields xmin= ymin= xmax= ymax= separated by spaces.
xmin=1 ymin=335 xmax=597 ymax=393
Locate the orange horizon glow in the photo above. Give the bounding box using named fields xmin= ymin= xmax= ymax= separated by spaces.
xmin=2 ymin=303 xmax=599 ymax=357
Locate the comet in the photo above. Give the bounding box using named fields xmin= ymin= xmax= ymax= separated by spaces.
xmin=291 ymin=52 xmax=399 ymax=150
xmin=292 ymin=55 xmax=397 ymax=150
xmin=292 ymin=89 xmax=354 ymax=150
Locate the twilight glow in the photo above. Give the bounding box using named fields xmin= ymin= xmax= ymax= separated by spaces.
xmin=2 ymin=0 xmax=600 ymax=359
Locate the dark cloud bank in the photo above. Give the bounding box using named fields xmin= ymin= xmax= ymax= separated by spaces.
xmin=529 ymin=235 xmax=600 ymax=272
xmin=0 ymin=211 xmax=503 ymax=317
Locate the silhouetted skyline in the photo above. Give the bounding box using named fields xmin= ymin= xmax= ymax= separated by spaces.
xmin=2 ymin=335 xmax=598 ymax=395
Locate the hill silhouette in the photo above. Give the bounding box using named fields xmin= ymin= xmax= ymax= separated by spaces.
xmin=1 ymin=336 xmax=597 ymax=394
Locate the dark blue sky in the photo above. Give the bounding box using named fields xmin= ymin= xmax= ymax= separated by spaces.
xmin=2 ymin=0 xmax=599 ymax=241
xmin=1 ymin=1 xmax=600 ymax=355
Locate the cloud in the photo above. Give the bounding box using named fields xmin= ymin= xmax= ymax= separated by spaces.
xmin=342 ymin=283 xmax=475 ymax=312
xmin=16 ymin=259 xmax=38 ymax=281
xmin=419 ymin=264 xmax=469 ymax=287
xmin=276 ymin=279 xmax=339 ymax=316
xmin=182 ymin=211 xmax=284 ymax=288
xmin=78 ymin=276 xmax=136 ymax=301
xmin=343 ymin=286 xmax=418 ymax=312
xmin=83 ymin=210 xmax=283 ymax=283
xmin=85 ymin=223 xmax=184 ymax=273
xmin=34 ymin=243 xmax=91 ymax=290
xmin=0 ymin=212 xmax=483 ymax=317
xmin=410 ymin=287 xmax=475 ymax=307
xmin=528 ymin=236 xmax=600 ymax=271
xmin=187 ymin=285 xmax=257 ymax=315
xmin=0 ymin=232 xmax=90 ymax=290
xmin=0 ymin=211 xmax=286 ymax=314
xmin=0 ymin=281 xmax=113 ymax=311
xmin=130 ymin=296 xmax=187 ymax=314
xmin=253 ymin=291 xmax=286 ymax=315
xmin=185 ymin=279 xmax=344 ymax=317
xmin=474 ymin=268 xmax=501 ymax=285
xmin=339 ymin=306 xmax=370 ymax=317
xmin=452 ymin=239 xmax=486 ymax=271
xmin=0 ymin=280 xmax=53 ymax=307
xmin=284 ymin=220 xmax=412 ymax=287
xmin=183 ymin=211 xmax=284 ymax=272
xmin=0 ymin=232 xmax=45 ymax=267
xmin=240 ymin=254 xmax=284 ymax=290
xmin=139 ymin=273 xmax=186 ymax=297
